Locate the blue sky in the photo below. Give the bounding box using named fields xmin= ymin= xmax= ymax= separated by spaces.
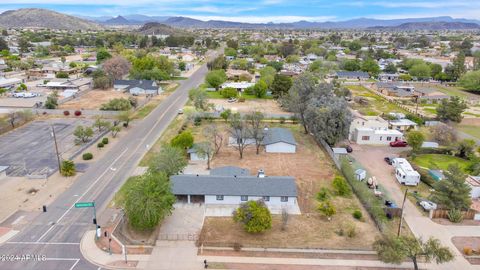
xmin=0 ymin=1 xmax=479 ymax=23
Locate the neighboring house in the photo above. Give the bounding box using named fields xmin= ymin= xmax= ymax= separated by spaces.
xmin=221 ymin=81 xmax=255 ymax=92
xmin=349 ymin=114 xmax=403 ymax=145
xmin=0 ymin=77 xmax=22 ymax=89
xmin=171 ymin=168 xmax=300 ymax=214
xmin=389 ymin=119 xmax=418 ymax=132
xmin=113 ymin=80 xmax=162 ymax=95
xmin=467 ymin=176 xmax=480 ymax=199
xmin=335 ymin=71 xmax=370 ymax=80
xmin=378 ymin=73 xmax=399 ymax=81
xmin=263 ymin=128 xmax=297 ymax=153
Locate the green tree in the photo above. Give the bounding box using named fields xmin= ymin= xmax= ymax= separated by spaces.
xmin=361 ymin=59 xmax=380 ymax=76
xmin=451 ymin=52 xmax=466 ymax=80
xmin=431 ymin=164 xmax=471 ymax=210
xmin=454 ymin=139 xmax=476 ymax=158
xmin=45 ymin=91 xmax=59 ymax=109
xmin=459 ymin=70 xmax=480 ymax=92
xmin=253 ymin=79 xmax=268 ymax=98
xmin=73 ymin=125 xmax=94 ymax=144
xmin=0 ymin=37 xmax=8 ymax=51
xmin=188 ymin=88 xmax=212 ymax=111
xmin=409 ymin=63 xmax=431 ymax=80
xmin=124 ymin=172 xmax=175 ymax=231
xmin=93 ymin=117 xmax=111 ymax=132
xmin=348 ymin=40 xmax=362 ymax=51
xmin=270 ymin=74 xmax=293 ymax=98
xmin=406 ymin=131 xmax=425 ymax=153
xmin=233 ymin=200 xmax=272 ymax=233
xmin=219 ymin=87 xmax=238 ymax=99
xmin=149 ymin=145 xmax=188 ymax=176
xmin=194 ymin=141 xmax=214 ymax=170
xmin=117 ymin=110 xmax=133 ymax=127
xmin=343 ymin=59 xmax=361 ymax=71
xmin=429 ymin=63 xmax=443 ymax=79
xmin=220 ymin=109 xmax=231 ymax=122
xmin=205 ymin=69 xmax=227 ymax=90
xmin=259 ymin=66 xmax=276 ymax=87
xmin=170 ymin=131 xmax=194 ymax=150
xmin=267 ymin=61 xmax=283 ymax=72
xmin=373 ymin=235 xmax=453 ymax=270
xmin=384 ymin=63 xmax=398 ymax=73
xmin=96 ymin=48 xmax=112 ymax=63
xmin=60 ymin=160 xmax=76 ymax=177
xmin=436 ymin=96 xmax=467 ymax=123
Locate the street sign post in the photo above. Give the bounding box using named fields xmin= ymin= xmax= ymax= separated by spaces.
xmin=74 ymin=202 xmax=95 ymax=208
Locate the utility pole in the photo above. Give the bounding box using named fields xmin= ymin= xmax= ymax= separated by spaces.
xmin=397 ymin=189 xmax=408 ymax=237
xmin=51 ymin=125 xmax=62 ymax=174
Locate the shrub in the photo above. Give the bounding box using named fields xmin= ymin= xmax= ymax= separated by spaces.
xmin=464 ymin=247 xmax=473 ymax=256
xmin=353 ymin=209 xmax=363 ymax=220
xmin=332 ymin=176 xmax=351 ymax=197
xmin=346 ymin=223 xmax=357 ymax=238
xmin=279 ymin=117 xmax=286 ymax=124
xmin=170 ymin=131 xmax=194 ymax=149
xmin=194 ymin=116 xmax=202 ymax=126
xmin=316 ymin=187 xmax=330 ymax=201
xmin=60 ymin=160 xmax=76 ymax=177
xmin=102 ymin=138 xmax=109 ymax=145
xmin=238 ymin=97 xmax=245 ymax=102
xmin=318 ymin=200 xmax=336 ymax=219
xmin=97 ymin=142 xmax=104 ymax=148
xmin=233 ymin=200 xmax=272 ymax=233
xmin=63 ymin=110 xmax=70 ymax=116
xmin=447 ymin=208 xmax=463 ymax=223
xmin=74 ymin=110 xmax=82 ymax=116
xmin=220 ymin=87 xmax=238 ymax=99
xmin=82 ymin=153 xmax=93 ymax=160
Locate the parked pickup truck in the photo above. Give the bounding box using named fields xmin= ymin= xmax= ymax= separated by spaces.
xmin=13 ymin=92 xmax=25 ymax=98
xmin=23 ymin=92 xmax=38 ymax=98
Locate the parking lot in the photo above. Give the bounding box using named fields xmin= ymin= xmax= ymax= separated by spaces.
xmin=0 ymin=118 xmax=94 ymax=176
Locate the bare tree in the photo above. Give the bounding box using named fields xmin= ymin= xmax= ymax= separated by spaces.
xmin=203 ymin=124 xmax=223 ymax=155
xmin=194 ymin=141 xmax=214 ymax=170
xmin=245 ymin=110 xmax=265 ymax=155
xmin=284 ymin=73 xmax=317 ymax=134
xmin=8 ymin=111 xmax=17 ymax=128
xmin=228 ymin=113 xmax=250 ymax=159
xmin=103 ymin=56 xmax=131 ymax=80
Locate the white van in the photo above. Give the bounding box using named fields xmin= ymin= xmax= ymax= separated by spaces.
xmin=13 ymin=92 xmax=25 ymax=98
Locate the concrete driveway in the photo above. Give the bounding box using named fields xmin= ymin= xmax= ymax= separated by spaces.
xmin=158 ymin=203 xmax=205 ymax=239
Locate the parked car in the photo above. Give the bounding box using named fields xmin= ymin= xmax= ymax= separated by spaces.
xmin=390 ymin=140 xmax=408 ymax=147
xmin=178 ymin=109 xmax=184 ymax=115
xmin=13 ymin=92 xmax=25 ymax=98
xmin=345 ymin=145 xmax=353 ymax=153
xmin=384 ymin=157 xmax=393 ymax=165
xmin=227 ymin=97 xmax=237 ymax=103
xmin=419 ymin=200 xmax=437 ymax=211
xmin=23 ymin=92 xmax=37 ymax=98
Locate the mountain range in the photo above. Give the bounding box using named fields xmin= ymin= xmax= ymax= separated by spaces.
xmin=0 ymin=8 xmax=479 ymax=30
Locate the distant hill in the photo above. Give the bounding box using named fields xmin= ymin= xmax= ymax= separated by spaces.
xmin=137 ymin=22 xmax=186 ymax=35
xmin=0 ymin=8 xmax=102 ymax=30
xmin=369 ymin=21 xmax=480 ymax=31
xmin=104 ymin=16 xmax=131 ymax=25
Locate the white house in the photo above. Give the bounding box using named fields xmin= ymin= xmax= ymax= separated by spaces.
xmin=389 ymin=119 xmax=418 ymax=132
xmin=466 ymin=176 xmax=480 ymax=199
xmin=221 ymin=81 xmax=255 ymax=92
xmin=349 ymin=115 xmax=403 ymax=145
xmin=394 ymin=161 xmax=420 ymax=186
xmin=263 ymin=128 xmax=297 ymax=153
xmin=171 ymin=167 xmax=300 ymax=214
xmin=113 ymin=80 xmax=162 ymax=95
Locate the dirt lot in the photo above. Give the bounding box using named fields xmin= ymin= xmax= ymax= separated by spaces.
xmin=198 ymin=124 xmax=380 ymax=250
xmin=209 ymin=99 xmax=289 ymax=115
xmin=59 ymin=89 xmax=146 ymax=110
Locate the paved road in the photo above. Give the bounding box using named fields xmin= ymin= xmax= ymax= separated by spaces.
xmin=0 ymin=51 xmax=216 ymax=270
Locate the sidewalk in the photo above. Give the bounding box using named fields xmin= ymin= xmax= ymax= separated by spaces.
xmin=80 ymin=230 xmax=150 ymax=269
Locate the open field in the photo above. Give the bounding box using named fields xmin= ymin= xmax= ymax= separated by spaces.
xmin=59 ymin=89 xmax=146 ymax=110
xmin=197 ymin=123 xmax=380 ymax=249
xmin=411 ymin=154 xmax=472 ymax=173
xmin=209 ymin=99 xmax=288 ymax=115
xmin=346 ymin=85 xmax=409 ymax=116
xmin=457 ymin=124 xmax=480 ymax=140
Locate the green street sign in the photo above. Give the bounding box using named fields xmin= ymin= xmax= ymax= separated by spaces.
xmin=75 ymin=202 xmax=95 ymax=208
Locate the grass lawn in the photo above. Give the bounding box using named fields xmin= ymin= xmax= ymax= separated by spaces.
xmin=346 ymin=85 xmax=409 ymax=116
xmin=457 ymin=125 xmax=480 ymax=140
xmin=412 ymin=154 xmax=472 ymax=172
xmin=112 ymin=175 xmax=139 ymax=207
xmin=134 ymin=99 xmax=162 ymax=119
xmin=434 ymin=85 xmax=471 ymax=99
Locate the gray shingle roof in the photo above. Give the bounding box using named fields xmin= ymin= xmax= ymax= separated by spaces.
xmin=262 ymin=128 xmax=296 ymax=146
xmin=336 ymin=71 xmax=370 ymax=78
xmin=171 ymin=175 xmax=297 ymax=197
xmin=210 ymin=166 xmax=250 ymax=176
xmin=113 ymin=80 xmax=157 ymax=91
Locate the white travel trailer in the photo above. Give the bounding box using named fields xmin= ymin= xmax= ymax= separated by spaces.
xmin=391 ymin=158 xmax=408 ymax=168
xmin=395 ymin=162 xmax=420 ymax=186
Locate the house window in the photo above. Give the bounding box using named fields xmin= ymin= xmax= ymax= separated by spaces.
xmin=263 ymin=196 xmax=270 ymax=201
xmin=361 ymin=136 xmax=370 ymax=141
xmin=386 ymin=136 xmax=392 ymax=141
xmin=281 ymin=196 xmax=288 ymax=202
xmin=216 ymin=195 xmax=224 ymax=201
xmin=241 ymin=195 xmax=248 ymax=201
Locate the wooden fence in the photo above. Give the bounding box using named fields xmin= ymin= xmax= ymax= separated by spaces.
xmin=429 ymin=209 xmax=477 ymax=220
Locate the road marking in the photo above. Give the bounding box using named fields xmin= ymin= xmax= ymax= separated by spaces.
xmin=44 ymin=258 xmax=80 ymax=270
xmin=6 ymin=241 xmax=79 ymax=245
xmin=69 ymin=259 xmax=80 ymax=270
xmin=11 ymin=215 xmax=24 ymax=225
xmin=36 ymin=147 xmax=129 ymax=242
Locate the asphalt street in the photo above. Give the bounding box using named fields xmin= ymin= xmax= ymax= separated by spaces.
xmin=0 ymin=51 xmax=216 ymax=270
